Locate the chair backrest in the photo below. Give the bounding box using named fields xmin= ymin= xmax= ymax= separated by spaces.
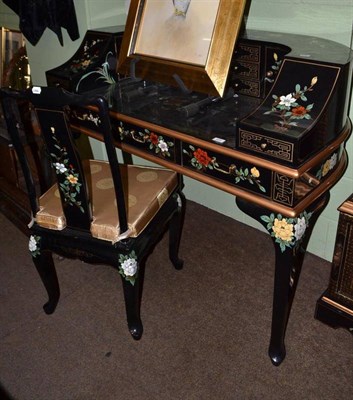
xmin=0 ymin=86 xmax=128 ymax=234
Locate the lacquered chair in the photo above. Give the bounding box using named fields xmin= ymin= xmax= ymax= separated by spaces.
xmin=0 ymin=86 xmax=185 ymax=339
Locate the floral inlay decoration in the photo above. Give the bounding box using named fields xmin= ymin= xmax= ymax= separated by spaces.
xmin=175 ymin=193 xmax=183 ymax=209
xmin=76 ymin=51 xmax=116 ymax=92
xmin=29 ymin=235 xmax=41 ymax=257
xmin=69 ymin=38 xmax=104 ymax=74
xmin=264 ymin=76 xmax=318 ymax=131
xmin=316 ymin=152 xmax=337 ymax=180
xmin=118 ymin=251 xmax=138 ymax=285
xmin=50 ymin=127 xmax=84 ymax=212
xmin=185 ymin=145 xmax=214 ymax=171
xmin=261 ymin=211 xmax=312 ymax=253
xmin=265 ymin=53 xmax=282 ymax=84
xmin=71 ymin=110 xmax=101 ymax=126
xmin=271 ymin=53 xmax=282 ymax=74
xmin=118 ymin=122 xmax=174 ymax=158
xmin=183 ymin=145 xmax=266 ymax=192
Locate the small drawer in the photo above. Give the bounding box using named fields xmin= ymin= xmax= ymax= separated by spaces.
xmin=181 ymin=141 xmax=271 ymax=196
xmin=238 ymin=129 xmax=294 ymax=163
xmin=232 ymin=61 xmax=260 ymax=80
xmin=233 ymin=44 xmax=260 ymax=62
xmin=232 ymin=79 xmax=261 ymax=98
xmin=114 ymin=120 xmax=177 ymax=162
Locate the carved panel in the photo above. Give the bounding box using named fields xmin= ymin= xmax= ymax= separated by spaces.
xmin=273 ymin=173 xmax=295 ymax=206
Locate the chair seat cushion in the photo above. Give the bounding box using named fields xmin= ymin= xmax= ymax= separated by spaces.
xmin=36 ymin=160 xmax=178 ymax=242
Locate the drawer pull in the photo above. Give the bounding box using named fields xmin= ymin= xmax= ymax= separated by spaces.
xmin=213 ymin=163 xmax=236 ymax=175
xmin=131 ymin=131 xmax=148 ymax=143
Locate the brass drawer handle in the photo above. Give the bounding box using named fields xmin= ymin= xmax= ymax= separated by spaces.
xmin=213 ymin=163 xmax=236 ymax=175
xmin=131 ymin=131 xmax=147 ymax=143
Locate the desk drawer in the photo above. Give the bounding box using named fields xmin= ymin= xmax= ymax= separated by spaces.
xmin=238 ymin=129 xmax=294 ymax=163
xmin=115 ymin=120 xmax=177 ymax=163
xmin=181 ymin=140 xmax=270 ymax=197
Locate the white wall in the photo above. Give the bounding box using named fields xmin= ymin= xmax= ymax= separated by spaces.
xmin=1 ymin=0 xmax=352 ymax=261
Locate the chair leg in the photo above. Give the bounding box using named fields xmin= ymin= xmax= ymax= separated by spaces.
xmin=169 ymin=192 xmax=185 ymax=270
xmin=120 ymin=264 xmax=144 ymax=340
xmin=32 ymin=250 xmax=60 ymax=314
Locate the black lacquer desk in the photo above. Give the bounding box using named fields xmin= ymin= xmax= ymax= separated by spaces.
xmin=69 ymin=30 xmax=353 ymax=365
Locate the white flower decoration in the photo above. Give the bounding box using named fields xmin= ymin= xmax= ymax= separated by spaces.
xmin=279 ymin=94 xmax=296 ymax=107
xmin=262 ymin=211 xmax=312 ymax=253
xmin=329 ymin=153 xmax=337 ymax=170
xmin=29 ymin=235 xmax=37 ymax=252
xmin=29 ymin=235 xmax=41 ymax=257
xmin=294 ymin=216 xmax=307 ymax=241
xmin=121 ymin=258 xmax=138 ymax=277
xmin=176 ymin=193 xmax=182 ymax=208
xmin=85 ymin=112 xmax=100 ymax=126
xmin=158 ymin=140 xmax=169 ymax=153
xmin=54 ymin=162 xmax=67 ymax=173
xmin=118 ymin=251 xmax=138 ymax=284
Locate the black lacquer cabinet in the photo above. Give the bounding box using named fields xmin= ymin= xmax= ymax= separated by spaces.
xmin=315 ymin=194 xmax=353 ymax=333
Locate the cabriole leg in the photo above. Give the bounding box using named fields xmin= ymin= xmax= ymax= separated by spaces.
xmin=120 ymin=261 xmax=145 ymax=340
xmin=236 ymin=193 xmax=330 ymax=366
xmin=169 ymin=191 xmax=186 ymax=270
xmin=32 ymin=249 xmax=60 ymax=315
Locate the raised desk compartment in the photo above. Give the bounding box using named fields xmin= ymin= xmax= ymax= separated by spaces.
xmin=46 ymin=26 xmax=124 ymax=93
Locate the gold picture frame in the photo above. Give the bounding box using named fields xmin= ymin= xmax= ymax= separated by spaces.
xmin=117 ymin=0 xmax=247 ymax=97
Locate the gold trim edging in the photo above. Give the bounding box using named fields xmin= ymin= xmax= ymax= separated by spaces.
xmin=322 ymin=296 xmax=353 ymax=317
xmin=339 ymin=200 xmax=353 ymax=215
xmin=113 ymin=113 xmax=351 ymax=178
xmin=71 ymin=122 xmax=348 ymax=218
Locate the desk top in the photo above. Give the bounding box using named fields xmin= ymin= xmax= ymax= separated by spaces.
xmin=70 ymin=31 xmax=352 ymax=217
